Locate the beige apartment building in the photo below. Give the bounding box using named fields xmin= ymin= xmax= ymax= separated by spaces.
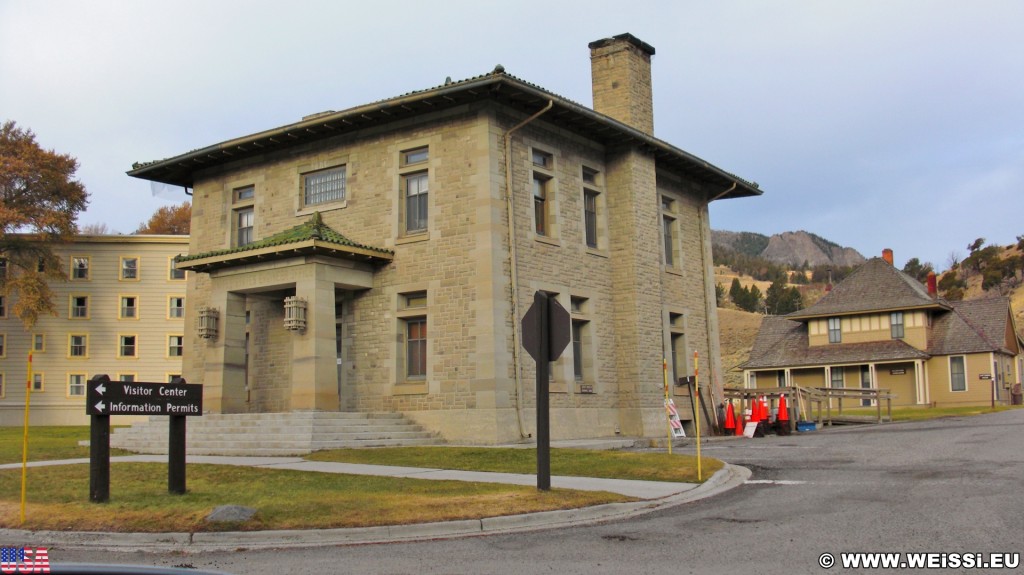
xmin=0 ymin=235 xmax=189 ymax=426
xmin=128 ymin=34 xmax=761 ymax=443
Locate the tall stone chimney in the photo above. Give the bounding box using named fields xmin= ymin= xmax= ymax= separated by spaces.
xmin=589 ymin=33 xmax=656 ymax=135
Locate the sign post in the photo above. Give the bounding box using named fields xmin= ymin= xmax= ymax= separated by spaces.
xmin=87 ymin=375 xmax=203 ymax=500
xmin=521 ymin=291 xmax=571 ymax=491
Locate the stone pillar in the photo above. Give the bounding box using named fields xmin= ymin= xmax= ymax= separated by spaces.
xmin=204 ymin=291 xmax=247 ymax=413
xmin=291 ymin=267 xmax=340 ymax=411
xmin=605 ymin=147 xmax=662 ymax=436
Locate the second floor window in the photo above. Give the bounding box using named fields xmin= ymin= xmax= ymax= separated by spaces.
xmin=121 ymin=296 xmax=138 ymax=319
xmin=69 ymin=335 xmax=87 ymax=357
xmin=71 ymin=257 xmax=89 ymax=280
xmin=828 ymin=317 xmax=842 ymax=343
xmin=71 ymin=296 xmax=89 ymax=319
xmin=119 ymin=335 xmax=137 ymax=358
xmin=121 ymin=257 xmax=138 ymax=280
xmin=890 ymin=312 xmax=905 ymax=339
xmin=236 ymin=208 xmax=254 ymax=247
xmin=404 ymin=172 xmax=428 ymax=233
xmin=304 ymin=166 xmax=346 ymax=206
xmin=169 ymin=297 xmax=185 ymax=318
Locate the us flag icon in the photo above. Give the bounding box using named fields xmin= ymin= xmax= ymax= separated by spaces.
xmin=0 ymin=547 xmax=50 ymax=573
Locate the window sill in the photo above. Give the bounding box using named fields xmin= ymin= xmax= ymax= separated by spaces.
xmin=296 ymin=201 xmax=346 ymax=218
xmin=534 ymin=235 xmax=561 ymax=248
xmin=394 ymin=381 xmax=428 ymax=395
xmin=663 ymin=265 xmax=683 ymax=277
xmin=396 ymin=233 xmax=429 ymax=246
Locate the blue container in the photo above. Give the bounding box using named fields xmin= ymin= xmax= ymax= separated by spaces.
xmin=796 ymin=421 xmax=816 ymax=432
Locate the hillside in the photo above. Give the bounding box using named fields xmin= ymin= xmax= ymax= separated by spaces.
xmin=712 ymin=229 xmax=865 ymax=268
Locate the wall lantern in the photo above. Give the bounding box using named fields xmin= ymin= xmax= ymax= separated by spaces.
xmin=198 ymin=307 xmax=219 ymax=339
xmin=284 ymin=296 xmax=307 ymax=332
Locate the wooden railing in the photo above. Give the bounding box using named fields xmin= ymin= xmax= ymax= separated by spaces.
xmin=722 ymin=386 xmax=894 ymax=431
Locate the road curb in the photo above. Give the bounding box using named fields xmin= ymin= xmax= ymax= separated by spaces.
xmin=0 ymin=464 xmax=750 ymax=552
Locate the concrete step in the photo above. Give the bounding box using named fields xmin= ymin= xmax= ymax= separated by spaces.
xmin=110 ymin=412 xmax=443 ymax=455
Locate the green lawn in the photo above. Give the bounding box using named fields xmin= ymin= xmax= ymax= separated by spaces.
xmin=0 ymin=426 xmax=131 ymax=464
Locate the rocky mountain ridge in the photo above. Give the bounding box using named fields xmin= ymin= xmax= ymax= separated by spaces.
xmin=712 ymin=229 xmax=865 ymax=268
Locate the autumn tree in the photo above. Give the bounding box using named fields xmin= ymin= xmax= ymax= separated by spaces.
xmin=136 ymin=201 xmax=191 ymax=234
xmin=79 ymin=222 xmax=111 ymax=235
xmin=0 ymin=121 xmax=89 ymax=328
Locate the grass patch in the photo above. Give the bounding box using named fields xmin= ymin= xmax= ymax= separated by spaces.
xmin=307 ymin=447 xmax=722 ymax=483
xmin=837 ymin=404 xmax=1022 ymax=422
xmin=0 ymin=426 xmax=131 ymax=464
xmin=0 ymin=463 xmax=632 ymax=532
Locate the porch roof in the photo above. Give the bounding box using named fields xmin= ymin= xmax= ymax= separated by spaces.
xmin=175 ymin=212 xmax=393 ymax=273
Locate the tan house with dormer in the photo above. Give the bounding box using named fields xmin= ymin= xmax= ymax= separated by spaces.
xmin=127 ymin=34 xmax=761 ymax=443
xmin=740 ymin=250 xmax=1024 ymax=407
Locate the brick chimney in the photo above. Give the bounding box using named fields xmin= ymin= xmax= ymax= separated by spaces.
xmin=882 ymin=248 xmax=894 ymax=265
xmin=927 ymin=271 xmax=938 ymax=298
xmin=589 ymin=33 xmax=656 ymax=135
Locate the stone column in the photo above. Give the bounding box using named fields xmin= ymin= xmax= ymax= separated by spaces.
xmin=203 ymin=290 xmax=247 ymax=413
xmin=290 ymin=266 xmax=340 ymax=411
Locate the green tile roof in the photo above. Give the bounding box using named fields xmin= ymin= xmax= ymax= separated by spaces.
xmin=175 ymin=212 xmax=392 ymax=272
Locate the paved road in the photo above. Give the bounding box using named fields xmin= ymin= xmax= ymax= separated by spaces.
xmin=50 ymin=410 xmax=1024 ymax=574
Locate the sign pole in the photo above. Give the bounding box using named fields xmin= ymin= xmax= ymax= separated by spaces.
xmin=168 ymin=415 xmax=186 ymax=494
xmin=20 ymin=352 xmax=33 ymax=523
xmin=536 ymin=291 xmax=551 ymax=491
xmin=694 ymin=351 xmax=702 ymax=482
xmin=663 ymin=358 xmax=671 ymax=455
xmin=89 ymin=375 xmax=111 ymax=503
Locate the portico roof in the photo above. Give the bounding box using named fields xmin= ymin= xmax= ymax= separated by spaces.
xmin=175 ymin=212 xmax=393 ymax=273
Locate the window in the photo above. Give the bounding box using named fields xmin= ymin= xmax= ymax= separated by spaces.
xmin=660 ymin=196 xmax=679 ymax=267
xmin=33 ymin=334 xmax=45 ymax=352
xmin=404 ymin=172 xmax=429 ymax=233
xmin=0 ymin=334 xmax=5 ymax=357
xmin=828 ymin=317 xmax=842 ymax=343
xmin=167 ymin=374 xmax=183 ymax=383
xmin=830 ymin=368 xmax=844 ymax=388
xmin=662 ymin=215 xmax=675 ymax=266
xmin=405 ymin=318 xmax=427 ymax=379
xmin=950 ymin=356 xmax=966 ymax=392
xmin=71 ymin=257 xmax=90 ymax=280
xmin=169 ymin=296 xmax=185 ymax=319
xmin=304 ymin=166 xmax=346 ymax=206
xmin=235 ymin=185 xmax=255 ymax=201
xmin=532 ymin=149 xmax=552 ymax=169
xmin=572 ymin=320 xmax=587 ymax=381
xmin=120 ymin=257 xmax=139 ymax=280
xmin=0 ymin=373 xmax=4 ymax=398
xmin=236 ymin=207 xmax=254 ymax=247
xmin=0 ymin=296 xmax=4 ymax=318
xmin=119 ymin=335 xmax=137 ymax=358
xmin=404 ymin=291 xmax=427 ymax=309
xmin=890 ymin=312 xmax=905 ymax=339
xmin=32 ymin=373 xmax=43 ymax=392
xmin=584 ymin=190 xmax=599 ymax=248
xmin=70 ymin=295 xmax=89 ymax=319
xmin=0 ymin=258 xmax=6 ymax=280
xmin=69 ymin=335 xmax=87 ymax=358
xmin=533 ymin=175 xmax=550 ymax=236
xmin=168 ymin=335 xmax=184 ymax=357
xmin=118 ymin=374 xmax=136 ymax=383
xmin=169 ymin=258 xmax=186 ymax=280
xmin=68 ymin=374 xmax=86 ymax=397
xmin=120 ymin=296 xmax=138 ymax=319
xmin=403 ymin=147 xmax=429 ymax=166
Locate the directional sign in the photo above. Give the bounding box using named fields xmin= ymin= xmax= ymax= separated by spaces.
xmin=87 ymin=379 xmax=203 ymax=416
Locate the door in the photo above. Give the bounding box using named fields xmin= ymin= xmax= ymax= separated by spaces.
xmin=861 ymin=365 xmax=872 ymax=406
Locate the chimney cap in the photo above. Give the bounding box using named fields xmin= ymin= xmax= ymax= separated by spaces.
xmin=588 ymin=33 xmax=655 ymax=56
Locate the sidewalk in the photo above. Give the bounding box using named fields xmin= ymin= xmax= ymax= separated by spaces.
xmin=0 ymin=449 xmax=750 ymax=552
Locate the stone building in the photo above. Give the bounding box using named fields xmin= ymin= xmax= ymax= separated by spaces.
xmin=128 ymin=34 xmax=761 ymax=443
xmin=0 ymin=234 xmax=188 ymax=425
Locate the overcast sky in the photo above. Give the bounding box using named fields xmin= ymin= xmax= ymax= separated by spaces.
xmin=2 ymin=0 xmax=1021 ymax=271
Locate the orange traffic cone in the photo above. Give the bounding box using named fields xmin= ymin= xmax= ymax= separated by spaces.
xmin=777 ymin=393 xmax=790 ymax=435
xmin=735 ymin=402 xmax=744 ymax=436
xmin=724 ymin=400 xmax=736 ymax=434
xmin=760 ymin=395 xmax=770 ymax=422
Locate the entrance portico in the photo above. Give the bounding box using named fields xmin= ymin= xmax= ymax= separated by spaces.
xmin=176 ymin=213 xmax=392 ymax=414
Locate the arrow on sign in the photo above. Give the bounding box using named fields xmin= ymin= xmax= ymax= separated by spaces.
xmin=94 ymin=401 xmax=106 ymax=413
xmin=95 ymin=383 xmax=106 ymax=395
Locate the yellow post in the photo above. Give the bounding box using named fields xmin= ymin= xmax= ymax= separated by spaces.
xmin=21 ymin=352 xmax=33 ymax=524
xmin=663 ymin=357 xmax=671 ymax=455
xmin=694 ymin=351 xmax=702 ymax=481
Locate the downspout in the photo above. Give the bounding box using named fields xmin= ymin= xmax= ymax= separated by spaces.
xmin=699 ymin=182 xmax=737 ymax=405
xmin=503 ymin=100 xmax=554 ymax=439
